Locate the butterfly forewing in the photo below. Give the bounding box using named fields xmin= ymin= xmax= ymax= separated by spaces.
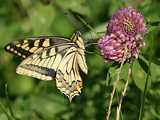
xmin=5 ymin=37 xmax=70 ymax=59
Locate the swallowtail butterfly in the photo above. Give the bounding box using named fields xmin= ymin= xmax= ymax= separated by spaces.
xmin=5 ymin=32 xmax=88 ymax=101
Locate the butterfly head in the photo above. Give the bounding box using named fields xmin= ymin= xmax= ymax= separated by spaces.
xmin=71 ymin=32 xmax=85 ymax=50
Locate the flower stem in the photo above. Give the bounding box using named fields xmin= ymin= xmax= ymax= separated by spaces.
xmin=138 ymin=60 xmax=151 ymax=120
xmin=106 ymin=46 xmax=128 ymax=120
xmin=116 ymin=64 xmax=131 ymax=120
xmin=5 ymin=84 xmax=17 ymax=120
xmin=106 ymin=58 xmax=125 ymax=120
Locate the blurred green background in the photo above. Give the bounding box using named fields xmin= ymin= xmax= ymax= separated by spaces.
xmin=0 ymin=0 xmax=160 ymax=120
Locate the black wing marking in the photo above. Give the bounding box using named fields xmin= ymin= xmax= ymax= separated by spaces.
xmin=4 ymin=36 xmax=70 ymax=59
xmin=16 ymin=44 xmax=75 ymax=80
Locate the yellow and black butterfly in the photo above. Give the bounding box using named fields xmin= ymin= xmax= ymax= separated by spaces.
xmin=5 ymin=32 xmax=88 ymax=101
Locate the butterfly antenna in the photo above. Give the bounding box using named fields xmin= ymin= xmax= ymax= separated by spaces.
xmin=85 ymin=42 xmax=98 ymax=48
xmin=85 ymin=49 xmax=100 ymax=55
xmin=75 ymin=15 xmax=101 ymax=38
xmin=66 ymin=10 xmax=89 ymax=33
xmin=85 ymin=42 xmax=99 ymax=55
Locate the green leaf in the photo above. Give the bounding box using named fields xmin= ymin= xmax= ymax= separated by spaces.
xmin=147 ymin=21 xmax=160 ymax=26
xmin=149 ymin=63 xmax=160 ymax=83
xmin=0 ymin=114 xmax=8 ymax=120
xmin=132 ymin=60 xmax=151 ymax=91
xmin=138 ymin=56 xmax=151 ymax=75
xmin=26 ymin=3 xmax=55 ymax=35
xmin=7 ymin=76 xmax=35 ymax=96
xmin=87 ymin=54 xmax=105 ymax=76
xmin=108 ymin=63 xmax=131 ymax=92
xmin=56 ymin=0 xmax=90 ymax=16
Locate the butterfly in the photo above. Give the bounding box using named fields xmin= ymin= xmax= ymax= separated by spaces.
xmin=5 ymin=32 xmax=88 ymax=101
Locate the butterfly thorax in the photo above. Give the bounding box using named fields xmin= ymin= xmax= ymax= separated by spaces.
xmin=71 ymin=32 xmax=85 ymax=50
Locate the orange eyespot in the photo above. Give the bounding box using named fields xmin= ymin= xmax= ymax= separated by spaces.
xmin=76 ymin=85 xmax=81 ymax=93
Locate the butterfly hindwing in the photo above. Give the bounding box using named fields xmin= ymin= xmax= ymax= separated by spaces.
xmin=56 ymin=53 xmax=83 ymax=101
xmin=56 ymin=46 xmax=87 ymax=101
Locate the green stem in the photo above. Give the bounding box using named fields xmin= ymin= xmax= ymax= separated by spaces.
xmin=5 ymin=84 xmax=16 ymax=120
xmin=0 ymin=102 xmax=13 ymax=120
xmin=138 ymin=60 xmax=151 ymax=120
xmin=138 ymin=31 xmax=154 ymax=120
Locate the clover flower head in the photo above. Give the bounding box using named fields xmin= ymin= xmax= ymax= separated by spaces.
xmin=98 ymin=32 xmax=144 ymax=62
xmin=107 ymin=7 xmax=147 ymax=37
xmin=98 ymin=7 xmax=147 ymax=63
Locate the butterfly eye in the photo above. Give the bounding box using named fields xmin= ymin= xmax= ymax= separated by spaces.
xmin=71 ymin=32 xmax=81 ymax=42
xmin=75 ymin=31 xmax=81 ymax=36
